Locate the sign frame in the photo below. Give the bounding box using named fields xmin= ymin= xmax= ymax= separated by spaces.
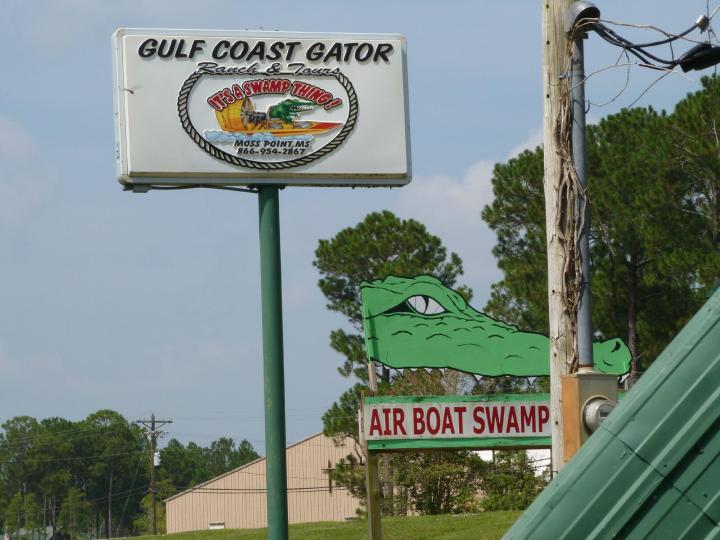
xmin=363 ymin=394 xmax=552 ymax=452
xmin=113 ymin=28 xmax=411 ymax=188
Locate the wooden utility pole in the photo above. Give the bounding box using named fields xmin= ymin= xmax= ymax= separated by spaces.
xmin=150 ymin=418 xmax=157 ymax=535
xmin=543 ymin=0 xmax=574 ymax=476
xmin=136 ymin=414 xmax=172 ymax=535
xmin=365 ymin=360 xmax=382 ymax=540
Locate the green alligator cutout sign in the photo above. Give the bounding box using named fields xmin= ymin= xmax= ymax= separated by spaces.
xmin=360 ymin=275 xmax=631 ymax=377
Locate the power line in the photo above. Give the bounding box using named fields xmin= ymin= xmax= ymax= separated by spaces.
xmin=0 ymin=449 xmax=145 ymax=465
xmin=0 ymin=428 xmax=139 ymax=452
xmin=115 ymin=443 xmax=148 ymax=537
xmin=0 ymin=423 xmax=132 ymax=447
xmin=86 ymin=485 xmax=151 ymax=505
xmin=182 ymin=485 xmax=350 ymax=495
xmin=578 ymin=11 xmax=720 ymax=74
xmin=564 ymin=8 xmax=720 ymax=111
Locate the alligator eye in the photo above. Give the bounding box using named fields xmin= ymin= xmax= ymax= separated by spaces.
xmin=406 ymin=295 xmax=445 ymax=315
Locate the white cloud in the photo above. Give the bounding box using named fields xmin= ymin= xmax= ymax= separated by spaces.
xmin=396 ymin=125 xmax=543 ymax=242
xmin=397 ymin=160 xmax=495 ymax=229
xmin=394 ymin=160 xmax=500 ymax=305
xmin=391 ymin=127 xmax=544 ymax=305
xmin=506 ymin=128 xmax=543 ymax=159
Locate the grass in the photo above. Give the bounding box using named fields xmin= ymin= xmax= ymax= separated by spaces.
xmin=144 ymin=511 xmax=520 ymax=540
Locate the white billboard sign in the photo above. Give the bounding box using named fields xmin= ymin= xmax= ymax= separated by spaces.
xmin=113 ymin=29 xmax=410 ymax=187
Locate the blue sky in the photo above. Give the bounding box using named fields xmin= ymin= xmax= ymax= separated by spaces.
xmin=1 ymin=0 xmax=716 ymax=453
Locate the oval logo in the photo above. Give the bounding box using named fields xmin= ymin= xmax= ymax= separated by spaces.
xmin=178 ymin=63 xmax=357 ymax=170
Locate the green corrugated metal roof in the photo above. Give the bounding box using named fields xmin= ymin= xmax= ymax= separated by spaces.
xmin=504 ymin=288 xmax=720 ymax=539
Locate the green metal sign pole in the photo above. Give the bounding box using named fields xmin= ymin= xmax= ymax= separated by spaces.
xmin=257 ymin=186 xmax=289 ymax=540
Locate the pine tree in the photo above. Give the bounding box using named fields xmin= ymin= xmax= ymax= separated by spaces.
xmin=482 ymin=106 xmax=706 ymax=385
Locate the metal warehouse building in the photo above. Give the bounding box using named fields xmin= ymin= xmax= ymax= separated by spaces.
xmin=165 ymin=433 xmax=362 ymax=532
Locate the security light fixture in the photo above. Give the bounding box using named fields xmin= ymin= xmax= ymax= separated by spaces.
xmin=678 ymin=42 xmax=720 ymax=72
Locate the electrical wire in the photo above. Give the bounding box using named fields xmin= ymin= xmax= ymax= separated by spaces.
xmin=574 ymin=9 xmax=720 ymax=73
xmin=584 ymin=51 xmax=632 ymax=109
xmin=0 ymin=423 xmax=131 ymax=446
xmin=86 ymin=485 xmax=151 ymax=505
xmin=173 ymin=455 xmax=551 ymax=497
xmin=567 ymin=11 xmax=720 ymax=111
xmin=625 ymin=69 xmax=675 ymax=109
xmin=600 ymin=22 xmax=698 ymax=48
xmin=591 ymin=23 xmax=678 ymax=66
xmin=0 ymin=449 xmax=145 ymax=465
xmin=182 ymin=485 xmax=349 ymax=495
xmin=0 ymin=428 xmax=141 ymax=452
xmin=171 ymin=404 xmax=336 ymax=417
xmin=711 ymin=3 xmax=720 ymax=20
xmin=599 ymin=18 xmax=711 ymax=44
xmin=115 ymin=443 xmax=148 ymax=537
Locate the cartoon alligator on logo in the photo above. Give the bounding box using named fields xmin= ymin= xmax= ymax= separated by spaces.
xmin=238 ymin=98 xmax=316 ymax=128
xmin=267 ymin=99 xmax=316 ymax=124
xmin=360 ymin=275 xmax=631 ymax=377
xmin=214 ymin=96 xmax=343 ymax=136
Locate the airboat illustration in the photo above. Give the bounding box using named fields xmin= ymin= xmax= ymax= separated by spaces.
xmin=214 ymin=96 xmax=343 ymax=137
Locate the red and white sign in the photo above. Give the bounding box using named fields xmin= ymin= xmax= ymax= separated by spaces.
xmin=363 ymin=400 xmax=550 ymax=440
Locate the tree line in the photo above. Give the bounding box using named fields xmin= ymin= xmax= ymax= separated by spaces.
xmin=483 ymin=75 xmax=720 ymax=383
xmin=0 ymin=410 xmax=258 ymax=538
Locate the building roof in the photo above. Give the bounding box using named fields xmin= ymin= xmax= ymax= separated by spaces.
xmin=505 ymin=288 xmax=720 ymax=539
xmin=164 ymin=431 xmax=334 ymax=503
